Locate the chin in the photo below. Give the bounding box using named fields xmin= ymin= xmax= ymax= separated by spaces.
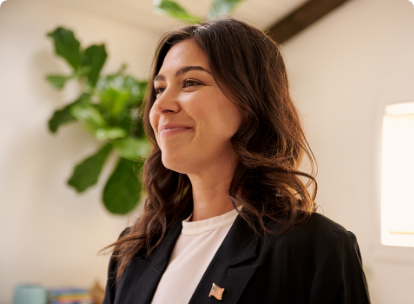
xmin=161 ymin=153 xmax=190 ymax=174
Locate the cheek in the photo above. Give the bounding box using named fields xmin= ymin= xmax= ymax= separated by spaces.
xmin=215 ymin=103 xmax=243 ymax=139
xmin=149 ymin=109 xmax=161 ymax=145
xmin=149 ymin=108 xmax=157 ymax=132
xmin=223 ymin=112 xmax=242 ymax=139
xmin=199 ymin=106 xmax=242 ymax=144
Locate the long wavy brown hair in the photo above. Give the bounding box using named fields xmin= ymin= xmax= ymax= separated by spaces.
xmin=104 ymin=17 xmax=318 ymax=281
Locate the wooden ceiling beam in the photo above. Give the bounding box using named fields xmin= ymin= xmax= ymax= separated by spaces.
xmin=267 ymin=0 xmax=350 ymax=44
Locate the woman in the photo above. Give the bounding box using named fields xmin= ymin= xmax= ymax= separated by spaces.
xmin=103 ymin=18 xmax=370 ymax=304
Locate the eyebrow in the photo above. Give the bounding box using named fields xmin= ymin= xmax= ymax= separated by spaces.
xmin=153 ymin=66 xmax=212 ymax=82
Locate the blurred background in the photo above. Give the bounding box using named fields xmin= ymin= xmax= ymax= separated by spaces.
xmin=1 ymin=0 xmax=414 ymax=303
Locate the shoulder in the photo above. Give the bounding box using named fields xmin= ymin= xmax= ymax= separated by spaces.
xmin=301 ymin=213 xmax=359 ymax=254
xmin=292 ymin=212 xmax=353 ymax=239
xmin=253 ymin=213 xmax=369 ymax=303
xmin=262 ymin=212 xmax=359 ymax=258
xmin=297 ymin=212 xmax=351 ymax=239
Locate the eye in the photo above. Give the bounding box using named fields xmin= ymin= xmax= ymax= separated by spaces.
xmin=154 ymin=87 xmax=165 ymax=97
xmin=183 ymin=79 xmax=202 ymax=88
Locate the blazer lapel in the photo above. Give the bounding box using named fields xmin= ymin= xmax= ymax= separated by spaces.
xmin=189 ymin=214 xmax=260 ymax=304
xmin=116 ymin=206 xmax=192 ymax=304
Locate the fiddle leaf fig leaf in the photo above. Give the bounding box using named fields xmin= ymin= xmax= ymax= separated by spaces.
xmin=48 ymin=103 xmax=76 ymax=133
xmin=129 ymin=79 xmax=148 ymax=107
xmin=112 ymin=137 xmax=150 ymax=160
xmin=70 ymin=102 xmax=106 ymax=128
xmin=96 ymin=75 xmax=147 ymax=119
xmin=75 ymin=65 xmax=91 ymax=79
xmin=46 ymin=74 xmax=72 ymax=89
xmin=153 ymin=0 xmax=201 ymax=24
xmin=46 ymin=26 xmax=150 ymax=215
xmin=94 ymin=127 xmax=127 ymax=141
xmin=81 ymin=44 xmax=107 ymax=88
xmin=67 ymin=143 xmax=112 ymax=192
xmin=103 ymin=158 xmax=143 ymax=214
xmin=47 ymin=27 xmax=81 ymax=71
xmin=96 ymin=75 xmax=131 ymax=118
xmin=48 ymin=94 xmax=90 ymax=133
xmin=131 ymin=112 xmax=146 ymax=139
xmin=102 ymin=87 xmax=131 ymax=117
xmin=207 ymin=0 xmax=245 ymax=19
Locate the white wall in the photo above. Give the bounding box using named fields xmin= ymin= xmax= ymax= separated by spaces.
xmin=283 ymin=0 xmax=414 ymax=303
xmin=0 ymin=0 xmax=158 ymax=302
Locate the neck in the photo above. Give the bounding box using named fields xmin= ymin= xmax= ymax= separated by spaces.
xmin=187 ymin=157 xmax=239 ymax=222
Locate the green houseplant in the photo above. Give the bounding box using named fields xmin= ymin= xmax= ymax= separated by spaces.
xmin=46 ymin=28 xmax=149 ymax=215
xmin=46 ymin=0 xmax=245 ymax=215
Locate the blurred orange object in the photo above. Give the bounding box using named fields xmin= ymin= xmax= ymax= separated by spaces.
xmin=90 ymin=281 xmax=105 ymax=304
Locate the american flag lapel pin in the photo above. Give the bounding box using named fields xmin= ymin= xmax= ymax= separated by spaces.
xmin=209 ymin=283 xmax=225 ymax=300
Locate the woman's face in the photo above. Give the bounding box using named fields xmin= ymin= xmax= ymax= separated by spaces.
xmin=149 ymin=38 xmax=243 ymax=175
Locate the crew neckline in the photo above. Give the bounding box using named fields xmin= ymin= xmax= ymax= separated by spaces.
xmin=182 ymin=207 xmax=241 ymax=236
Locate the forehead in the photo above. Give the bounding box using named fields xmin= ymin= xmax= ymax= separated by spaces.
xmin=159 ymin=39 xmax=210 ymax=73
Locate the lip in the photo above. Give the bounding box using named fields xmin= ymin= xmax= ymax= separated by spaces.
xmin=159 ymin=123 xmax=192 ymax=136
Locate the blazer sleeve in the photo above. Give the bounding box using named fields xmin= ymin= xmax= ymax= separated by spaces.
xmin=309 ymin=230 xmax=371 ymax=304
xmin=103 ymin=227 xmax=131 ymax=304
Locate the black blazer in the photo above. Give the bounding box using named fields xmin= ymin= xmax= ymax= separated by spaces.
xmin=103 ymin=208 xmax=370 ymax=304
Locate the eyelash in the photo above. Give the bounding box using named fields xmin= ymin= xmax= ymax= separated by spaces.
xmin=154 ymin=79 xmax=202 ymax=95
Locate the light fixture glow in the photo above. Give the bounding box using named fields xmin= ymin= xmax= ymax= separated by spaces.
xmin=381 ymin=102 xmax=414 ymax=247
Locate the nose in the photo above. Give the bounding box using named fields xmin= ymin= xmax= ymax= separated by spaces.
xmin=151 ymin=88 xmax=181 ymax=115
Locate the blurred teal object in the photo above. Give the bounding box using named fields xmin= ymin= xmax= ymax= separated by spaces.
xmin=13 ymin=285 xmax=47 ymax=304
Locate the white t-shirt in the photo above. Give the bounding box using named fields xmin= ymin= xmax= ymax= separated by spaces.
xmin=150 ymin=208 xmax=240 ymax=304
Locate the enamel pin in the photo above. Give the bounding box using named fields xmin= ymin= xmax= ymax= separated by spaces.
xmin=209 ymin=283 xmax=225 ymax=300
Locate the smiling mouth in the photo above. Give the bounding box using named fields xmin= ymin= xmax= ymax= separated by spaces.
xmin=160 ymin=127 xmax=192 ymax=136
